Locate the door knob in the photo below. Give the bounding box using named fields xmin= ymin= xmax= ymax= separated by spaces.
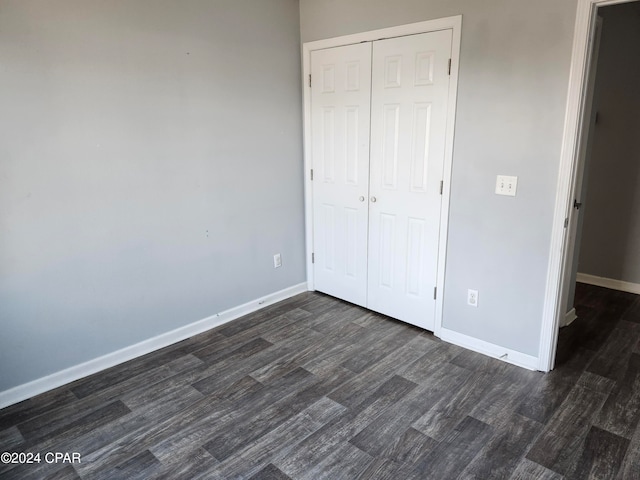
xmin=371 ymin=196 xmax=377 ymax=203
xmin=359 ymin=196 xmax=365 ymax=202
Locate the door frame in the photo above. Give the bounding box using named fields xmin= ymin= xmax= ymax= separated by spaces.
xmin=302 ymin=16 xmax=462 ymax=337
xmin=539 ymin=0 xmax=636 ymax=371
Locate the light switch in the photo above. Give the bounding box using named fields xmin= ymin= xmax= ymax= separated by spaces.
xmin=496 ymin=175 xmax=518 ymax=196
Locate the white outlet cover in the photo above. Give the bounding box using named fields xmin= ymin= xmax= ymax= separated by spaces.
xmin=467 ymin=289 xmax=478 ymax=307
xmin=495 ymin=175 xmax=518 ymax=196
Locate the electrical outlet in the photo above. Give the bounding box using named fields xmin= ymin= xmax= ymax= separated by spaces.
xmin=495 ymin=175 xmax=518 ymax=196
xmin=273 ymin=253 xmax=282 ymax=269
xmin=467 ymin=289 xmax=478 ymax=307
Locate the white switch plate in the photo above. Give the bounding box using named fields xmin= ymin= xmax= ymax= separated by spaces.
xmin=496 ymin=175 xmax=518 ymax=196
xmin=273 ymin=253 xmax=282 ymax=268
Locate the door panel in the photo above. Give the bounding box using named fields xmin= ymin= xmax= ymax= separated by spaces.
xmin=367 ymin=30 xmax=453 ymax=330
xmin=311 ymin=43 xmax=372 ymax=307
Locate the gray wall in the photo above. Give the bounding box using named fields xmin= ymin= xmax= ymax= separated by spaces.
xmin=577 ymin=2 xmax=640 ymax=284
xmin=0 ymin=0 xmax=305 ymax=391
xmin=300 ymin=0 xmax=577 ymax=356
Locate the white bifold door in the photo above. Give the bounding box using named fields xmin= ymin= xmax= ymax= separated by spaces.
xmin=311 ymin=30 xmax=453 ymax=331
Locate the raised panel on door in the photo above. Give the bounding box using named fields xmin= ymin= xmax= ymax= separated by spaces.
xmin=311 ymin=43 xmax=372 ymax=307
xmin=367 ymin=30 xmax=453 ymax=330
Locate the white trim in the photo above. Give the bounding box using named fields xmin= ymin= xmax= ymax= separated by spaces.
xmin=303 ymin=16 xmax=463 ymax=52
xmin=439 ymin=327 xmax=539 ymax=371
xmin=539 ymin=0 xmax=635 ymax=372
xmin=302 ymin=43 xmax=315 ymax=291
xmin=0 ymin=283 xmax=308 ymax=410
xmin=561 ymin=308 xmax=578 ymax=328
xmin=302 ymin=15 xmax=462 ymax=336
xmin=434 ymin=17 xmax=462 ymax=338
xmin=577 ymin=273 xmax=640 ymax=295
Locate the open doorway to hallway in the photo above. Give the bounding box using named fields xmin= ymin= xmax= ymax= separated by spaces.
xmin=558 ymin=0 xmax=640 ymax=367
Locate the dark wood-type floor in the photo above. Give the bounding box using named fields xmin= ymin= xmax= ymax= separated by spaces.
xmin=2 ymin=282 xmax=640 ymax=479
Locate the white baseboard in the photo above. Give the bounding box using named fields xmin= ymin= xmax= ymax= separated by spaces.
xmin=0 ymin=282 xmax=308 ymax=410
xmin=560 ymin=308 xmax=578 ymax=328
xmin=577 ymin=273 xmax=640 ymax=295
xmin=438 ymin=328 xmax=539 ymax=371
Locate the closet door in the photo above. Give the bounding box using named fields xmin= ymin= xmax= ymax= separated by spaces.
xmin=311 ymin=43 xmax=372 ymax=307
xmin=367 ymin=30 xmax=453 ymax=330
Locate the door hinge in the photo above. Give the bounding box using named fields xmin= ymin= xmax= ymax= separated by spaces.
xmin=309 ymin=74 xmax=312 ymax=88
xmin=564 ymin=218 xmax=569 ymax=228
xmin=448 ymin=58 xmax=452 ymax=75
xmin=573 ymin=199 xmax=582 ymax=210
xmin=433 ymin=287 xmax=437 ymax=300
xmin=311 ymin=253 xmax=315 ymax=263
xmin=310 ymin=169 xmax=314 ymax=181
xmin=440 ymin=180 xmax=444 ymax=195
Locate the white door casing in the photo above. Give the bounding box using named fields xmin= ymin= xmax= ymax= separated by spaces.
xmin=367 ymin=31 xmax=453 ymax=330
xmin=311 ymin=43 xmax=372 ymax=307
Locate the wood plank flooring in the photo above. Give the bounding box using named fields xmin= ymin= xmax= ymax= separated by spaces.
xmin=1 ymin=282 xmax=640 ymax=479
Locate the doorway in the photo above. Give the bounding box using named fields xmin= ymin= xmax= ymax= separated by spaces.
xmin=541 ymin=0 xmax=640 ymax=371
